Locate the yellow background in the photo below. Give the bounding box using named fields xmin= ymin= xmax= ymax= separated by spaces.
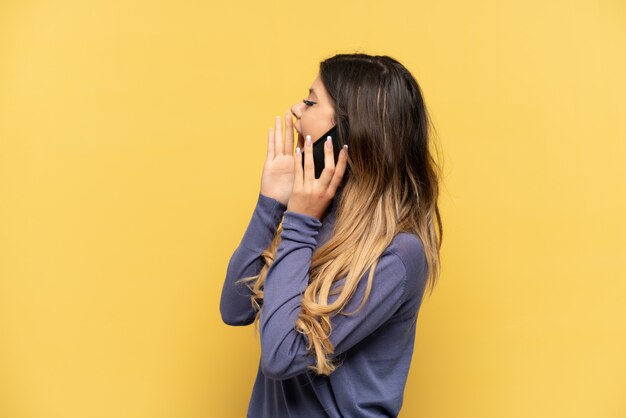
xmin=1 ymin=0 xmax=625 ymax=417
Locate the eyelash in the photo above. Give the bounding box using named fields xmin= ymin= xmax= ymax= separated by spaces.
xmin=303 ymin=99 xmax=316 ymax=107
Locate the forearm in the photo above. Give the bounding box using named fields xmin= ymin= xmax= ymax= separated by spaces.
xmin=220 ymin=192 xmax=286 ymax=326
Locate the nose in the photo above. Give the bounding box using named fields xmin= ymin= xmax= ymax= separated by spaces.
xmin=290 ymin=101 xmax=304 ymax=120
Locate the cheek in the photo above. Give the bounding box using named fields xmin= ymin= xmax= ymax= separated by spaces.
xmin=300 ymin=112 xmax=315 ymax=132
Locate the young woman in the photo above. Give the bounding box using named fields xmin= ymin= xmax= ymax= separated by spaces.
xmin=221 ymin=53 xmax=443 ymax=418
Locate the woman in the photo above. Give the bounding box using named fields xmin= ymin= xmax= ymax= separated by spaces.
xmin=221 ymin=53 xmax=443 ymax=418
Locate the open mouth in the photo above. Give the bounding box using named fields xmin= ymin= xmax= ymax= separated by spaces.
xmin=293 ymin=119 xmax=305 ymax=150
xmin=297 ymin=132 xmax=304 ymax=149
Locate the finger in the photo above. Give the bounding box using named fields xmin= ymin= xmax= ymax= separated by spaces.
xmin=318 ymin=136 xmax=335 ymax=187
xmin=285 ymin=109 xmax=295 ymax=154
xmin=294 ymin=145 xmax=303 ymax=187
xmin=328 ymin=145 xmax=348 ymax=195
xmin=303 ymin=134 xmax=314 ymax=185
xmin=266 ymin=127 xmax=275 ymax=160
xmin=274 ymin=115 xmax=283 ymax=155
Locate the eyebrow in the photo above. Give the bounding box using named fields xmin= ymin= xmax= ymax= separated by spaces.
xmin=308 ymin=88 xmax=318 ymax=98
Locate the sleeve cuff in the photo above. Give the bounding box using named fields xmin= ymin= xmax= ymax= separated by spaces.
xmin=280 ymin=211 xmax=323 ymax=247
xmin=239 ymin=192 xmax=288 ymax=253
xmin=258 ymin=192 xmax=287 ymax=212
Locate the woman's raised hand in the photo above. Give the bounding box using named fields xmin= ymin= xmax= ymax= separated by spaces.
xmin=259 ymin=111 xmax=296 ymax=206
xmin=287 ymin=135 xmax=349 ymax=221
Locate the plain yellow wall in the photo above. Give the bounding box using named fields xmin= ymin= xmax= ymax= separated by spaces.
xmin=1 ymin=0 xmax=624 ymax=417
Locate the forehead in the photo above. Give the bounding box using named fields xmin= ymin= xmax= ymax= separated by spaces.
xmin=309 ymin=76 xmax=326 ymax=99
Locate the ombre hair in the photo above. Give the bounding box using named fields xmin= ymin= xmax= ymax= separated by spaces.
xmin=237 ymin=53 xmax=444 ymax=376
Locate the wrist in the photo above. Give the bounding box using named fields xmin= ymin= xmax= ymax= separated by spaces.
xmin=285 ymin=206 xmax=321 ymax=222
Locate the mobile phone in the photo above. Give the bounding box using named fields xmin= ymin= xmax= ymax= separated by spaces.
xmin=302 ymin=125 xmax=341 ymax=179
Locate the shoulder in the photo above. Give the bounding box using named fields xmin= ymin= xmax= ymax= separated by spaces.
xmin=388 ymin=232 xmax=425 ymax=266
xmin=386 ymin=232 xmax=428 ymax=298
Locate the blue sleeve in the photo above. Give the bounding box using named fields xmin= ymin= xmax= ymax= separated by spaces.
xmin=220 ymin=192 xmax=287 ymax=326
xmin=259 ymin=211 xmax=409 ymax=380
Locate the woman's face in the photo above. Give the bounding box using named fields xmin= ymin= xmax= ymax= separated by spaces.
xmin=290 ymin=74 xmax=335 ymax=150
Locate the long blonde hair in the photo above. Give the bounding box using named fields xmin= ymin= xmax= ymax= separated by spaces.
xmin=237 ymin=53 xmax=444 ymax=376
